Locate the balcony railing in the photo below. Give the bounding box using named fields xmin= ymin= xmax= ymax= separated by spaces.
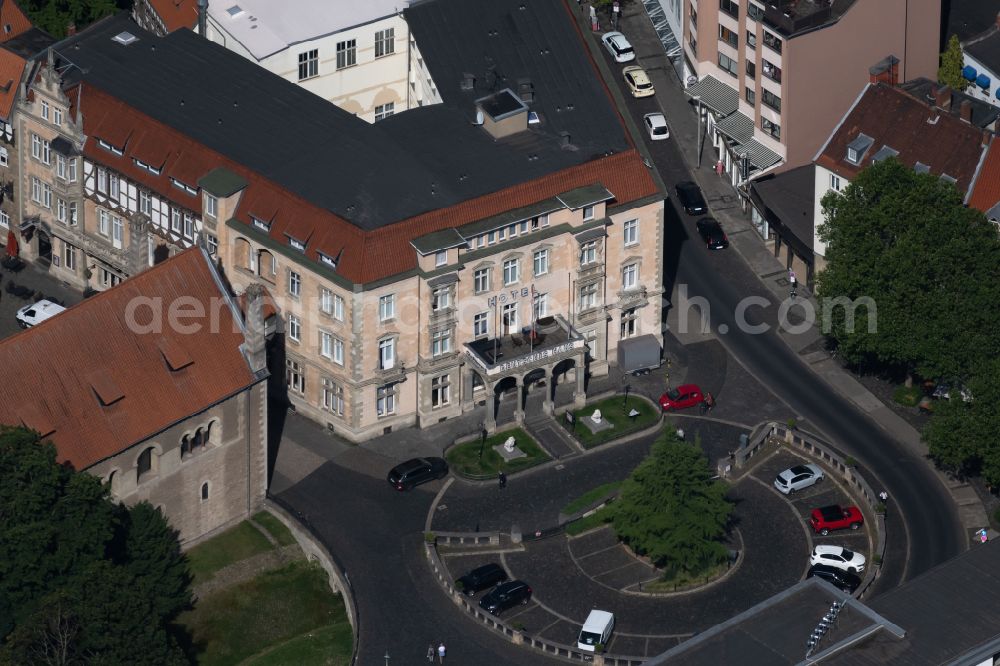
xmin=465 ymin=314 xmax=584 ymax=378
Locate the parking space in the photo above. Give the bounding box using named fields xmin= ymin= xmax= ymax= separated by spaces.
xmin=570 ymin=528 xmax=660 ymax=589
xmin=0 ymin=263 xmax=83 ymax=341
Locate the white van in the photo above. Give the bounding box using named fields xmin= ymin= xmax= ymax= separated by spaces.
xmin=577 ymin=610 xmax=615 ymax=652
xmin=16 ymin=300 xmax=66 ymax=329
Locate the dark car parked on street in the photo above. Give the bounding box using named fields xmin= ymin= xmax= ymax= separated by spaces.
xmin=675 ymin=181 xmax=708 ymax=215
xmin=386 ymin=457 xmax=448 ymax=491
xmin=807 ymin=563 xmax=861 ymax=593
xmin=478 ymin=580 xmax=532 ymax=615
xmin=695 ymin=218 xmax=729 ymax=249
xmin=456 ymin=563 xmax=508 ymax=596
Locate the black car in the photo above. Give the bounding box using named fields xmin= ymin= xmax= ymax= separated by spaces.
xmin=478 ymin=580 xmax=532 ymax=615
xmin=386 ymin=457 xmax=449 ymax=491
xmin=807 ymin=564 xmax=861 ymax=593
xmin=695 ymin=218 xmax=729 ymax=249
xmin=456 ymin=563 xmax=508 ymax=596
xmin=675 ymin=181 xmax=708 ymax=215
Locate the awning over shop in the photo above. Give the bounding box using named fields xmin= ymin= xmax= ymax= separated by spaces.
xmin=715 ymin=111 xmax=754 ymax=144
xmin=963 ymin=65 xmax=978 ymax=81
xmin=733 ymin=138 xmax=783 ymax=170
xmin=685 ymin=75 xmax=739 ymax=116
xmin=977 ymin=74 xmax=991 ymax=89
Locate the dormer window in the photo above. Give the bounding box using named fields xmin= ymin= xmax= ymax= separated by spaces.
xmin=871 ymin=145 xmax=899 ymax=164
xmin=940 ymin=173 xmax=957 ymax=185
xmin=845 ymin=133 xmax=874 ymax=165
xmin=435 ymin=250 xmax=447 ymax=267
xmin=171 ymin=178 xmax=198 ymax=196
xmin=134 ymin=158 xmax=162 ymax=175
xmin=318 ymin=252 xmax=337 ymax=269
xmin=97 ymin=138 xmax=124 ymax=156
xmin=288 ymin=236 xmax=306 ymax=252
xmin=251 ymin=216 xmax=270 ymax=232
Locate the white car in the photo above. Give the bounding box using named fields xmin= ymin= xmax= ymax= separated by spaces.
xmin=773 ymin=463 xmax=824 ymax=494
xmin=644 ymin=113 xmax=670 ymax=140
xmin=810 ymin=545 xmax=866 ymax=573
xmin=16 ymin=299 xmax=66 ymax=329
xmin=601 ymin=31 xmax=635 ymax=63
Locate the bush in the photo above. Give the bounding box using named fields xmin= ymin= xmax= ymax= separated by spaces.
xmin=893 ymin=385 xmax=923 ymax=407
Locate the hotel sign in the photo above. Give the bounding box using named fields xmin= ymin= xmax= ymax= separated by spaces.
xmin=468 ymin=339 xmax=584 ymax=377
xmin=487 ymin=286 xmax=533 ymax=308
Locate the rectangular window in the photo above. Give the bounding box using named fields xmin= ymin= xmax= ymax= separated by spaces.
xmin=67 ymin=158 xmax=77 ymax=182
xmin=379 ymin=294 xmax=396 ymax=321
xmin=748 ymin=2 xmax=764 ymax=20
xmin=474 ymin=268 xmax=490 ymax=293
xmin=583 ymin=205 xmax=595 ymax=220
xmin=99 ymin=268 xmax=120 ymax=288
xmin=56 ymin=199 xmax=66 ymax=222
xmin=334 ymin=294 xmax=345 ymax=321
xmin=63 ymin=242 xmax=76 ymax=270
xmin=99 ymin=209 xmax=110 ymax=236
xmin=336 ymin=39 xmax=356 ymax=69
xmin=375 ymin=28 xmax=395 ymax=58
xmin=762 ymin=117 xmax=780 ymax=139
xmin=746 ymin=60 xmax=756 ymax=77
xmin=763 ymin=30 xmax=782 ymax=53
xmin=109 ymin=173 xmax=119 ymax=200
xmin=42 ymin=139 xmax=50 ymax=165
xmin=431 ymin=374 xmax=450 ymax=408
xmin=321 ymin=288 xmax=333 ymax=314
xmin=56 ymin=154 xmax=66 ymax=179
xmin=762 ymin=89 xmax=781 ymax=112
xmin=54 ymin=108 xmax=63 ymax=125
xmin=533 ymin=249 xmax=549 ymax=276
xmin=112 ymin=216 xmax=123 ymax=249
xmin=286 ymin=360 xmax=305 ymax=394
xmin=623 ymin=219 xmax=638 ymax=246
xmin=720 ymin=0 xmax=739 ymax=18
xmin=579 ymin=283 xmax=598 ymax=310
xmin=30 ymin=133 xmax=40 ymax=160
xmin=621 ymin=307 xmax=638 ymax=339
xmin=140 ymin=191 xmax=151 ymax=215
xmin=434 ymin=250 xmax=447 ymax=267
xmin=746 ymin=87 xmax=756 ymax=104
xmin=97 ymin=168 xmax=107 ymax=193
xmin=501 ymin=303 xmax=518 ymax=333
xmin=288 ymin=314 xmax=301 ymax=342
xmin=171 ymin=209 xmax=181 ymax=233
xmin=321 ymin=331 xmax=333 ymax=359
xmin=374 ymin=102 xmax=395 ymax=121
xmin=498 ymin=226 xmax=506 ymax=241
xmin=580 ymin=241 xmax=597 ymax=265
xmin=431 ymin=329 xmax=452 ymax=357
xmin=376 ymin=384 xmax=395 ymax=416
xmin=719 ymin=25 xmax=738 ymax=48
xmin=379 ymin=338 xmax=395 ymax=369
xmin=623 ymin=263 xmax=639 ymax=290
xmin=205 ymin=194 xmax=218 ymax=218
xmin=298 ymin=49 xmax=319 ymax=80
xmin=41 ymin=100 xmax=49 ymax=120
xmin=183 ymin=213 xmax=194 ymax=239
xmin=474 ymin=312 xmax=489 ymax=338
xmin=762 ymin=60 xmax=782 ymax=83
xmin=488 ymin=230 xmax=496 ymax=244
xmin=0 ymin=210 xmax=7 ymax=227
xmin=431 ymin=287 xmax=451 ymax=311
xmin=830 ymin=175 xmax=842 ymax=191
xmin=289 ymin=270 xmax=301 ymax=297
xmin=333 ymin=337 xmax=344 ymax=365
xmin=322 ymin=379 xmax=345 ymax=416
xmin=42 ymin=183 xmax=51 ymax=209
xmin=533 ymin=292 xmax=548 ymax=320
xmin=207 ymin=234 xmax=218 ymax=256
xmin=31 ymin=177 xmax=41 ymax=203
xmin=502 ymin=258 xmax=519 ymax=285
xmin=747 ymin=29 xmax=757 ymax=48
xmin=718 ymin=52 xmax=738 ymax=77
xmin=0 ymin=146 xmax=7 ymax=166
xmin=68 ymin=202 xmax=77 ymax=225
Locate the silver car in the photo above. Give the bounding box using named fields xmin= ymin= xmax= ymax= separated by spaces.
xmin=773 ymin=463 xmax=824 ymax=494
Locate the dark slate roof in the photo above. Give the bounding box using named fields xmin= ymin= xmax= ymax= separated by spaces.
xmin=965 ymin=28 xmax=1000 ymax=77
xmin=899 ymin=77 xmax=1000 ymax=129
xmin=198 ymin=167 xmax=249 ymax=198
xmin=947 ymin=0 xmax=1000 ymax=43
xmin=53 ymin=3 xmax=628 ymax=230
xmin=0 ymin=27 xmax=55 ymax=59
xmin=749 ymin=164 xmax=815 ymax=253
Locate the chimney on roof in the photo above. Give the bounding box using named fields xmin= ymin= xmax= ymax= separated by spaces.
xmin=128 ymin=213 xmax=151 ymax=277
xmin=960 ymin=99 xmax=973 ymax=123
xmin=197 ymin=0 xmax=209 ymax=38
xmin=242 ymin=284 xmax=267 ymax=375
xmin=868 ymin=55 xmax=900 ymax=86
xmin=935 ymin=85 xmax=952 ymax=110
xmin=66 ymin=23 xmax=76 ymax=36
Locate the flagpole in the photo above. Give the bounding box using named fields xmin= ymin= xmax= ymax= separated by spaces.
xmin=530 ymin=285 xmax=535 ymax=352
xmin=493 ymin=297 xmax=499 ymax=363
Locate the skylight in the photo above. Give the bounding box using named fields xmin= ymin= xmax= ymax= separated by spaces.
xmin=112 ymin=31 xmax=138 ymax=46
xmin=226 ymin=5 xmax=245 ymax=18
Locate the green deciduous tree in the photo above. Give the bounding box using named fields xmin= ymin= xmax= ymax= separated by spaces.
xmin=939 ymin=35 xmax=969 ymax=92
xmin=0 ymin=426 xmax=192 ymax=663
xmin=18 ymin=0 xmax=123 ymax=39
xmin=816 ymin=159 xmax=1000 ymax=383
xmin=610 ymin=431 xmax=732 ymax=577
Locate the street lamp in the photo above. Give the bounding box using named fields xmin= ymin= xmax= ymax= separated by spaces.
xmin=622 ymin=375 xmax=631 ymax=413
xmin=691 ymin=95 xmax=704 ymax=168
xmin=477 ymin=420 xmax=487 ymax=461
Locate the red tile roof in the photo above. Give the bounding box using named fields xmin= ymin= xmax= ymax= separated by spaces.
xmin=969 ymin=140 xmax=1000 ymax=213
xmin=0 ymin=248 xmax=257 ymax=470
xmin=147 ymin=0 xmax=198 ymax=33
xmin=0 ymin=0 xmax=33 ymax=42
xmin=0 ymin=47 xmax=25 ymax=120
xmin=74 ymin=85 xmax=658 ymax=285
xmin=815 ymin=83 xmax=989 ymax=197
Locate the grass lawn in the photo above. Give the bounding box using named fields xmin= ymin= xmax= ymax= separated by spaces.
xmin=565 ymin=506 xmax=614 ymax=536
xmin=252 ymin=511 xmax=297 ymax=547
xmin=567 ymin=395 xmax=659 ymax=448
xmin=185 ymin=521 xmax=274 ymax=585
xmin=180 ymin=560 xmax=350 ymax=666
xmin=561 ymin=481 xmax=622 ymax=516
xmin=446 ymin=428 xmax=550 ymax=478
xmin=246 ymin=622 xmax=353 ymax=666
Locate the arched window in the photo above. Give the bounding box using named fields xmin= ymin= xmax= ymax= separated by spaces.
xmin=201 ymin=482 xmax=209 ymax=501
xmin=137 ymin=447 xmax=155 ymax=483
xmin=258 ymin=250 xmax=276 ymax=282
xmin=107 ymin=470 xmax=118 ymax=495
xmin=181 ymin=435 xmax=190 ymax=457
xmin=192 ymin=428 xmax=204 ymax=451
xmin=205 ymin=421 xmax=215 ymax=446
xmin=235 ymin=237 xmax=252 ymax=270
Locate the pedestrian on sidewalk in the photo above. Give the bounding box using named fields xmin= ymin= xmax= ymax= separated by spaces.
xmin=498 ymin=471 xmax=507 ymax=489
xmin=705 ymin=391 xmax=715 ymax=412
xmin=427 ymin=644 xmax=435 ymax=662
xmin=438 ymin=642 xmax=447 ymax=663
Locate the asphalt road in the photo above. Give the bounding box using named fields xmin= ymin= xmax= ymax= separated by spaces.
xmin=604 ymin=50 xmax=965 ymax=580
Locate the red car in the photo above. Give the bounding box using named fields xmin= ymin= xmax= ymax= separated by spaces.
xmin=809 ymin=505 xmax=864 ymax=536
xmin=658 ymin=384 xmax=704 ymax=411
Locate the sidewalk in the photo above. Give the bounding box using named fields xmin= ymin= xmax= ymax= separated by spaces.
xmin=601 ymin=1 xmax=987 ymax=543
